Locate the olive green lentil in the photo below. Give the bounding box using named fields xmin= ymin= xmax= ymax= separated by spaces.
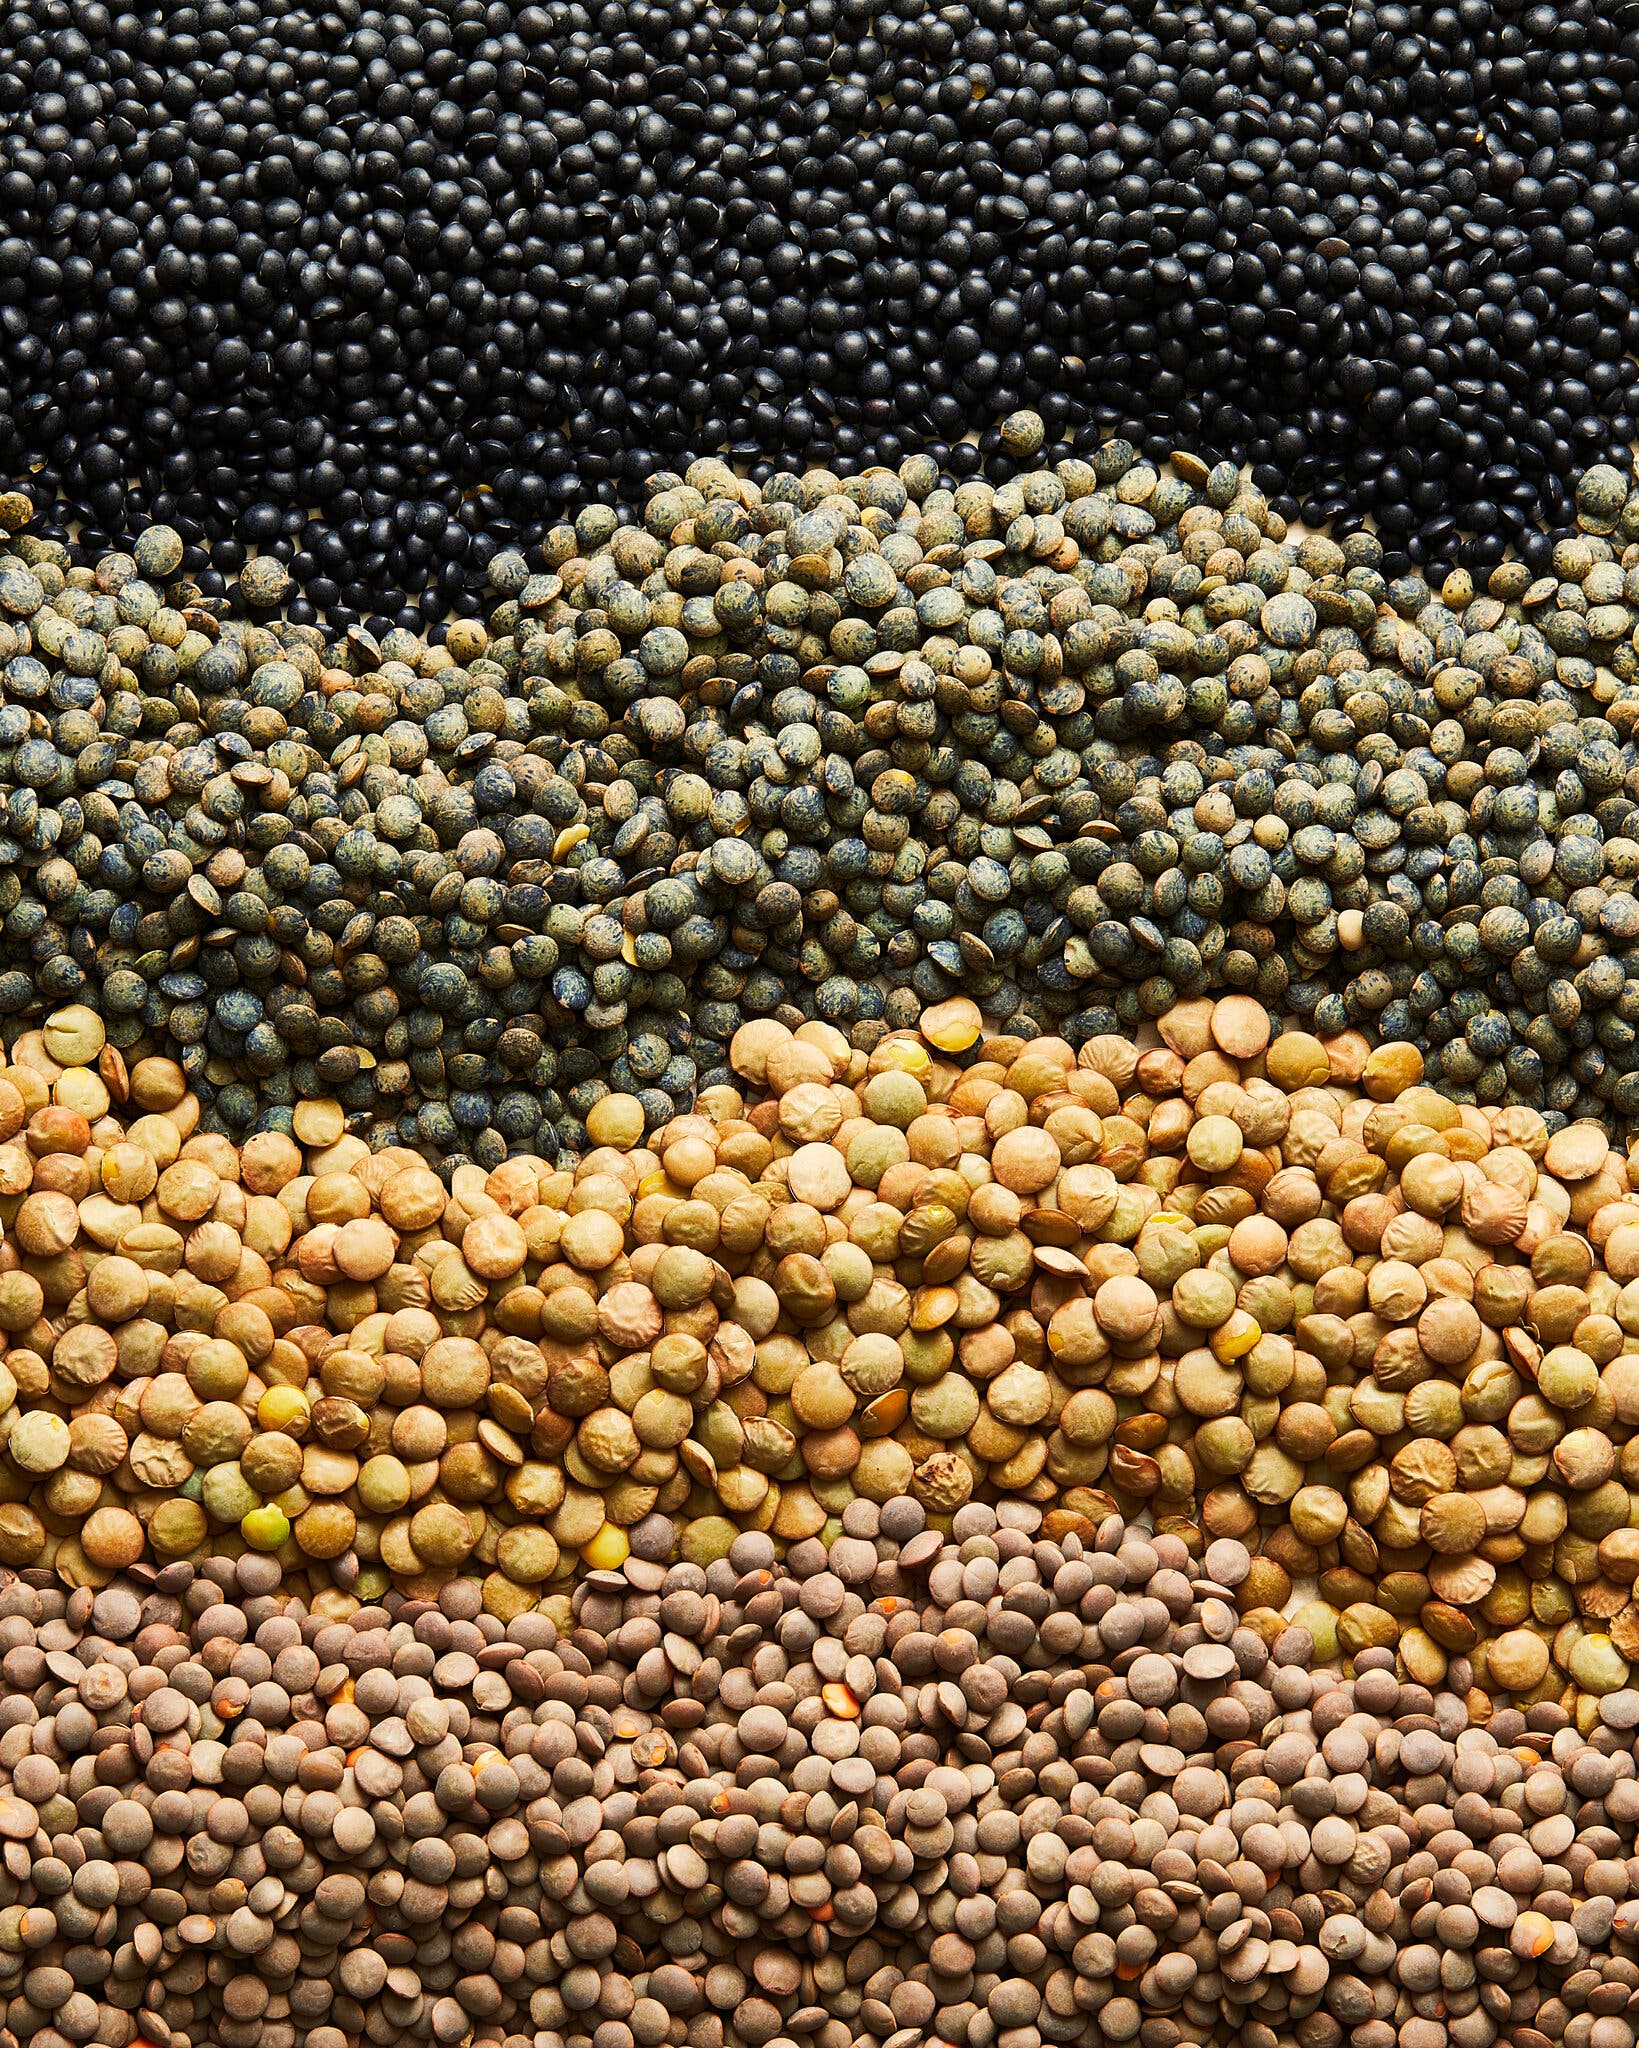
xmin=11 ymin=446 xmax=1639 ymax=1157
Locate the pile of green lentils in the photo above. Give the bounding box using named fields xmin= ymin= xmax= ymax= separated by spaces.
xmin=5 ymin=422 xmax=1639 ymax=1164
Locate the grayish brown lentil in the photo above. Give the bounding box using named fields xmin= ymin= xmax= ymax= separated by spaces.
xmin=1 ymin=1512 xmax=1638 ymax=2048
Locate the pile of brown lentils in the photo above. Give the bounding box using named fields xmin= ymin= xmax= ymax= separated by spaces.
xmin=2 ymin=1512 xmax=1638 ymax=2048
xmin=13 ymin=979 xmax=1639 ymax=2048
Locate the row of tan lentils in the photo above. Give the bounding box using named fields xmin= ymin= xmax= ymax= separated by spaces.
xmin=5 ymin=991 xmax=1639 ymax=1718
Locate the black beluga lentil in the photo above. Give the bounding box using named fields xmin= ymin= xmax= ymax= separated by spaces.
xmin=1 ymin=0 xmax=1638 ymax=610
xmin=10 ymin=437 xmax=1639 ymax=1156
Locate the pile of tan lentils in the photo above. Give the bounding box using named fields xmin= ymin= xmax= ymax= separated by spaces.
xmin=10 ymin=990 xmax=1639 ymax=2048
xmin=6 ymin=986 xmax=1639 ymax=1719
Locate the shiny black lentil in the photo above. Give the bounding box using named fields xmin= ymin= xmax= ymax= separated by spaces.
xmin=1 ymin=0 xmax=1638 ymax=613
xmin=10 ymin=436 xmax=1639 ymax=1158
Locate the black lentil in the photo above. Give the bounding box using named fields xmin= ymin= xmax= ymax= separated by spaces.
xmin=1 ymin=0 xmax=1637 ymax=605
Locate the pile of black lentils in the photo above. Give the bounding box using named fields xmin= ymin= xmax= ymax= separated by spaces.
xmin=7 ymin=428 xmax=1639 ymax=1161
xmin=3 ymin=0 xmax=1639 ymax=615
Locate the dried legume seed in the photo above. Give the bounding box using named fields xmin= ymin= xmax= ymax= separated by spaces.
xmin=5 ymin=983 xmax=1639 ymax=1719
xmin=0 ymin=0 xmax=1633 ymax=602
xmin=11 ymin=459 xmax=1639 ymax=1154
xmin=1 ymin=1510 xmax=1637 ymax=2048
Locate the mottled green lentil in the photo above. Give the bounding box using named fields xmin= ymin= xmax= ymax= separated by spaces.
xmin=9 ymin=442 xmax=1639 ymax=1158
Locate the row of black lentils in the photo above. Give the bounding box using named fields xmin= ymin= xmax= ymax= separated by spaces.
xmin=7 ymin=428 xmax=1639 ymax=1162
xmin=1 ymin=1506 xmax=1637 ymax=2048
xmin=1 ymin=0 xmax=1638 ymax=613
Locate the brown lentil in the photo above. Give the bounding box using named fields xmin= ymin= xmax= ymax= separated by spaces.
xmin=0 ymin=1511 xmax=1636 ymax=2048
xmin=11 ymin=988 xmax=1639 ymax=1724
